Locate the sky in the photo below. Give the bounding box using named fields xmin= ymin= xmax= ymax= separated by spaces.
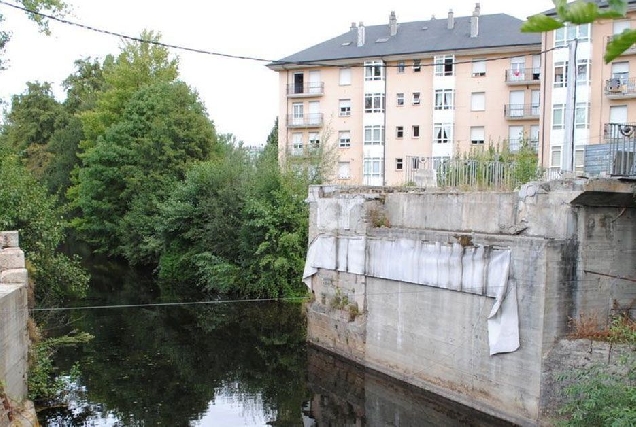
xmin=0 ymin=0 xmax=555 ymax=146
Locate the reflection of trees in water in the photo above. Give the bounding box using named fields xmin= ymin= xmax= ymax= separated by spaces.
xmin=44 ymin=264 xmax=310 ymax=426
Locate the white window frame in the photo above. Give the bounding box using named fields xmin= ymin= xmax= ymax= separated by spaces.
xmin=363 ymin=157 xmax=383 ymax=179
xmin=472 ymin=59 xmax=486 ymax=77
xmin=339 ymin=67 xmax=351 ymax=85
xmin=434 ymin=89 xmax=454 ymax=110
xmin=396 ymin=126 xmax=404 ymax=139
xmin=338 ymin=131 xmax=351 ymax=148
xmin=413 ymin=59 xmax=421 ymax=72
xmin=397 ymin=92 xmax=405 ymax=106
xmin=364 ymin=93 xmax=385 ymax=113
xmin=339 ymin=99 xmax=351 ymax=117
xmin=553 ymin=104 xmax=565 ymax=129
xmin=434 ymin=55 xmax=454 ymax=76
xmin=412 ymin=92 xmax=421 ymax=105
xmin=338 ymin=161 xmax=351 ymax=179
xmin=309 ymin=132 xmax=320 ymax=148
xmin=614 ymin=20 xmax=630 ymax=35
xmin=395 ymin=158 xmax=403 ymax=170
xmin=576 ymin=59 xmax=590 ymax=85
xmin=470 ymin=126 xmax=485 ymax=145
xmin=397 ymin=61 xmax=405 ymax=73
xmin=575 ymin=103 xmax=589 ymax=129
xmin=364 ymin=125 xmax=384 ymax=145
xmin=508 ymin=125 xmax=524 ymax=152
xmin=291 ymin=133 xmax=303 ymax=155
xmin=554 ymin=61 xmax=567 ymax=88
xmin=412 ymin=125 xmax=420 ymax=138
xmin=555 ymin=23 xmax=591 ymax=47
xmin=433 ymin=123 xmax=452 ymax=144
xmin=364 ymin=61 xmax=385 ymax=81
xmin=471 ymin=92 xmax=485 ymax=111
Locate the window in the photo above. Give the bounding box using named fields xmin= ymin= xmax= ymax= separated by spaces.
xmin=411 ymin=157 xmax=420 ymax=170
xmin=434 ymin=123 xmax=452 ymax=143
xmin=412 ymin=92 xmax=421 ymax=105
xmin=412 ymin=125 xmax=420 ymax=138
xmin=471 ymin=92 xmax=485 ymax=111
xmin=510 ymin=56 xmax=526 ymax=81
xmin=363 ymin=157 xmax=383 ymax=178
xmin=554 ymin=61 xmax=567 ymax=87
xmin=292 ymin=103 xmax=304 ymax=126
xmin=339 ymin=67 xmax=351 ymax=85
xmin=530 ymin=125 xmax=539 ymax=148
xmin=309 ymin=132 xmax=320 ymax=148
xmin=472 ymin=59 xmax=486 ymax=77
xmin=364 ymin=125 xmax=384 ymax=145
xmin=291 ymin=133 xmax=303 ymax=155
xmin=397 ymin=61 xmax=405 ymax=73
xmin=434 ymin=55 xmax=454 ymax=76
xmin=338 ymin=131 xmax=351 ymax=148
xmin=575 ymin=103 xmax=589 ymax=129
xmin=471 ymin=126 xmax=485 ymax=145
xmin=365 ymin=61 xmax=384 ymax=81
xmin=612 ymin=61 xmax=629 ymax=83
xmin=508 ymin=126 xmax=524 ymax=152
xmin=338 ymin=161 xmax=351 ymax=179
xmin=413 ymin=59 xmax=421 ymax=72
xmin=364 ymin=93 xmax=385 ymax=113
xmin=555 ymin=23 xmax=591 ymax=47
xmin=576 ymin=59 xmax=590 ymax=85
xmin=396 ymin=126 xmax=404 ymax=139
xmin=553 ymin=104 xmax=565 ymax=129
xmin=614 ymin=20 xmax=630 ymax=35
xmin=396 ymin=158 xmax=403 ymax=170
xmin=551 ymin=147 xmax=561 ymax=168
xmin=575 ymin=148 xmax=585 ymax=173
xmin=339 ymin=99 xmax=351 ymax=117
xmin=397 ymin=92 xmax=405 ymax=106
xmin=609 ymin=105 xmax=628 ymax=123
xmin=434 ymin=89 xmax=454 ymax=110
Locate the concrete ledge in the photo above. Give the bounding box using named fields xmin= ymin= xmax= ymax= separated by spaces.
xmin=0 ymin=250 xmax=25 ymax=272
xmin=0 ymin=269 xmax=28 ymax=285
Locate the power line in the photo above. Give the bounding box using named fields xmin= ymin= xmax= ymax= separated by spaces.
xmin=0 ymin=0 xmax=275 ymax=63
xmin=0 ymin=0 xmax=560 ymax=70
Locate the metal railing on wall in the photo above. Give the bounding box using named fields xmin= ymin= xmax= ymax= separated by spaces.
xmin=604 ymin=123 xmax=636 ymax=176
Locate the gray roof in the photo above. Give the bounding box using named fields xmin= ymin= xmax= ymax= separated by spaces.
xmin=543 ymin=0 xmax=636 ymax=15
xmin=269 ymin=14 xmax=541 ymax=67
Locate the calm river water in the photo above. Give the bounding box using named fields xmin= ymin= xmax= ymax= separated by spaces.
xmin=37 ymin=264 xmax=515 ymax=426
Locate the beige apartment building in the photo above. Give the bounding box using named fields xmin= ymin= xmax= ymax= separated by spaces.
xmin=268 ymin=4 xmax=542 ymax=185
xmin=540 ymin=0 xmax=636 ymax=176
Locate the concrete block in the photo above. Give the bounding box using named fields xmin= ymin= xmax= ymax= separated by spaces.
xmin=0 ymin=249 xmax=25 ymax=271
xmin=0 ymin=231 xmax=19 ymax=249
xmin=0 ymin=268 xmax=27 ymax=285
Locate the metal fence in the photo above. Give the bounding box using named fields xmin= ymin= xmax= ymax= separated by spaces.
xmin=403 ymin=156 xmax=539 ymax=191
xmin=604 ymin=123 xmax=636 ymax=176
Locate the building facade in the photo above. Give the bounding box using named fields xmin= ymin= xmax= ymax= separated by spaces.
xmin=540 ymin=0 xmax=636 ymax=176
xmin=268 ymin=5 xmax=542 ymax=185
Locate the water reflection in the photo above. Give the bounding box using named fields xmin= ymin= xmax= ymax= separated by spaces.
xmin=39 ymin=265 xmax=515 ymax=426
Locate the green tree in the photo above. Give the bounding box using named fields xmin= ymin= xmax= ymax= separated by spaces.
xmin=80 ymin=30 xmax=178 ymax=147
xmin=522 ymin=0 xmax=629 ymax=63
xmin=0 ymin=81 xmax=66 ymax=178
xmin=71 ymin=81 xmax=217 ymax=264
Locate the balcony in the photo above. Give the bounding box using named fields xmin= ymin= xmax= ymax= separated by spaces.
xmin=606 ymin=36 xmax=636 ymax=56
xmin=602 ymin=123 xmax=636 ymax=176
xmin=505 ymin=68 xmax=541 ymax=85
xmin=604 ymin=77 xmax=636 ymax=99
xmin=504 ymin=104 xmax=540 ymax=120
xmin=286 ymin=82 xmax=324 ymax=97
xmin=286 ymin=113 xmax=323 ymax=128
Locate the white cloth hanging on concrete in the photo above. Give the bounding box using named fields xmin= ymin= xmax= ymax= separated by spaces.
xmin=302 ymin=233 xmax=519 ymax=355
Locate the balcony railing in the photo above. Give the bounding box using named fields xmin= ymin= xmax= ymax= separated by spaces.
xmin=504 ymin=104 xmax=540 ymax=120
xmin=603 ymin=122 xmax=636 ymax=176
xmin=606 ymin=36 xmax=636 ymax=56
xmin=286 ymin=82 xmax=324 ymax=97
xmin=604 ymin=77 xmax=636 ymax=98
xmin=505 ymin=68 xmax=541 ymax=85
xmin=286 ymin=113 xmax=323 ymax=128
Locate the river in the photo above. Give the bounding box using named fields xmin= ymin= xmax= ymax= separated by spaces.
xmin=37 ymin=264 xmax=515 ymax=426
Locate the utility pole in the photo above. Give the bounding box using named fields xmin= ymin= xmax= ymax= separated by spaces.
xmin=561 ymin=38 xmax=578 ymax=173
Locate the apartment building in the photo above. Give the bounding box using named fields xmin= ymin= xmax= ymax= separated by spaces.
xmin=540 ymin=0 xmax=636 ymax=175
xmin=268 ymin=4 xmax=542 ymax=185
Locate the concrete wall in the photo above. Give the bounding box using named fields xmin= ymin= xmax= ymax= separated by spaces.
xmin=0 ymin=231 xmax=29 ymax=425
xmin=304 ymin=179 xmax=636 ymax=426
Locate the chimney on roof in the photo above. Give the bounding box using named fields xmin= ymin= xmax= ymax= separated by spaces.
xmin=471 ymin=3 xmax=480 ymax=38
xmin=357 ymin=21 xmax=366 ymax=46
xmin=448 ymin=9 xmax=454 ymax=30
xmin=389 ymin=11 xmax=398 ymax=36
xmin=350 ymin=22 xmax=357 ymax=31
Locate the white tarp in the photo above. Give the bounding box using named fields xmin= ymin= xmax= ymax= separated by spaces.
xmin=302 ymin=234 xmax=519 ymax=355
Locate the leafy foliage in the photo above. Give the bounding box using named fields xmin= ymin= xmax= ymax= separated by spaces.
xmin=522 ymin=0 xmax=630 ymax=63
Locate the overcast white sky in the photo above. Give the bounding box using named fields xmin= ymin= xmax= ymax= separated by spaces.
xmin=0 ymin=0 xmax=555 ymax=146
